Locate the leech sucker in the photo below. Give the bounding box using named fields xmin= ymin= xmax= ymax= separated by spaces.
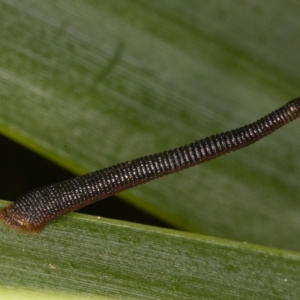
xmin=1 ymin=98 xmax=300 ymax=232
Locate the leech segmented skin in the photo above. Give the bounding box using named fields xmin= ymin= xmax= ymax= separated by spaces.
xmin=1 ymin=98 xmax=300 ymax=232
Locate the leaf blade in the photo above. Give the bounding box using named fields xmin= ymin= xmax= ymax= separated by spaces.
xmin=0 ymin=200 xmax=299 ymax=299
xmin=0 ymin=0 xmax=299 ymax=250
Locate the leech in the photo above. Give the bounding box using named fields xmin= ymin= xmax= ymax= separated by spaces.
xmin=0 ymin=98 xmax=300 ymax=232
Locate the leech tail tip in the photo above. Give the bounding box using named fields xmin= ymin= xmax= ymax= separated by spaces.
xmin=0 ymin=206 xmax=44 ymax=233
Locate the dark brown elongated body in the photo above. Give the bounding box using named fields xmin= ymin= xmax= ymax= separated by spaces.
xmin=1 ymin=98 xmax=300 ymax=232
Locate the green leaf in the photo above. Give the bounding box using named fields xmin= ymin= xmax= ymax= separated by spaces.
xmin=1 ymin=1 xmax=300 ymax=298
xmin=0 ymin=0 xmax=299 ymax=254
xmin=0 ymin=200 xmax=299 ymax=300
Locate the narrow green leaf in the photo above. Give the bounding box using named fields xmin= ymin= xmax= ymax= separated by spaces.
xmin=0 ymin=0 xmax=299 ymax=252
xmin=0 ymin=201 xmax=299 ymax=299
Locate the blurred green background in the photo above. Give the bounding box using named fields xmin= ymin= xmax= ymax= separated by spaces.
xmin=0 ymin=0 xmax=299 ymax=251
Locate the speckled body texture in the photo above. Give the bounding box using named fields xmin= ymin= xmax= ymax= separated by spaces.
xmin=1 ymin=98 xmax=300 ymax=232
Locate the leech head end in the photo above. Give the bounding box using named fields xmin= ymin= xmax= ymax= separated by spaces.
xmin=0 ymin=205 xmax=44 ymax=233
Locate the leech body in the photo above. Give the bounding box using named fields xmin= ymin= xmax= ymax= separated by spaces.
xmin=1 ymin=98 xmax=300 ymax=232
